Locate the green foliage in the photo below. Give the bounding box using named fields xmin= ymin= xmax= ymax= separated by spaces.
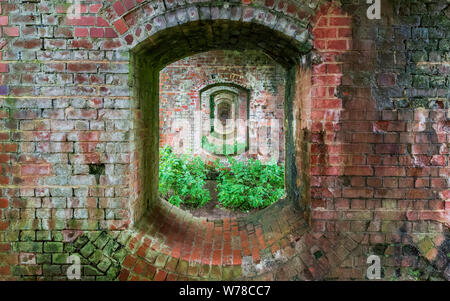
xmin=158 ymin=146 xmax=211 ymax=208
xmin=407 ymin=268 xmax=421 ymax=280
xmin=215 ymin=158 xmax=285 ymax=211
xmin=201 ymin=136 xmax=220 ymax=154
xmin=201 ymin=136 xmax=246 ymax=155
xmin=159 ymin=147 xmax=285 ymax=211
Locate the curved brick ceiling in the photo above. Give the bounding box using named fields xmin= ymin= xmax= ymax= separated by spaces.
xmin=133 ymin=20 xmax=311 ymax=68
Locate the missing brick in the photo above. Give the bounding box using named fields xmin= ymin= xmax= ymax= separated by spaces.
xmin=89 ymin=164 xmax=105 ymax=184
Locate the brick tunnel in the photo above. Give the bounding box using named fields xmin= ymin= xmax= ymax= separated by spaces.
xmin=0 ymin=0 xmax=449 ymax=281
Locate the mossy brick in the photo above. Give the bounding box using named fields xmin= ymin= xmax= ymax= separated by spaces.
xmin=12 ymin=265 xmax=42 ymax=276
xmin=5 ymin=230 xmax=19 ymax=241
xmin=51 ymin=219 xmax=69 ymax=230
xmin=176 ymin=260 xmax=188 ymax=275
xmin=36 ymin=230 xmax=52 ymax=241
xmin=436 ymin=15 xmax=450 ymax=28
xmin=12 ymin=218 xmax=42 ymax=230
xmin=405 ymin=39 xmax=428 ymax=51
xmin=222 ymin=266 xmax=235 ymax=280
xmin=83 ymin=265 xmax=103 ymax=276
xmin=21 ymin=276 xmax=37 ymax=281
xmin=68 ymin=253 xmax=90 ymax=265
xmin=112 ymin=247 xmax=128 ymax=262
xmin=199 ymin=264 xmax=211 ymax=278
xmin=43 ymin=264 xmax=62 ymax=276
xmin=102 ymin=239 xmax=120 ymax=257
xmin=68 ymin=219 xmax=98 ymax=230
xmin=89 ymin=249 xmax=104 ymax=265
xmin=80 ymin=242 xmax=95 ymax=258
xmin=52 ymin=253 xmax=68 ymax=264
xmin=116 ymin=231 xmax=132 ymax=245
xmin=234 ymin=265 xmax=243 ymax=279
xmin=418 ymin=238 xmax=434 ymax=254
xmin=36 ymin=254 xmax=52 ymax=264
xmin=398 ymin=15 xmax=421 ymax=26
xmin=430 ymin=76 xmax=447 ymax=88
xmin=52 ymin=231 xmax=64 ymax=242
xmin=93 ymin=232 xmax=110 ymax=249
xmin=73 ymin=235 xmax=89 ymax=249
xmin=108 ymin=231 xmax=121 ymax=240
xmin=20 ymin=230 xmax=36 ymax=241
xmin=86 ymin=231 xmax=101 ymax=241
xmin=97 ymin=257 xmax=112 ymax=272
xmin=412 ymin=75 xmax=429 ymax=88
xmin=145 ymin=250 xmax=159 ymax=264
xmin=64 ymin=243 xmax=76 ymax=253
xmin=382 ymin=221 xmax=397 ymax=232
xmin=411 ymin=97 xmax=429 ymax=108
xmin=410 ymin=50 xmax=428 ymax=62
xmin=106 ymin=264 xmax=120 ymax=279
xmin=209 ymin=265 xmax=222 ymax=280
xmin=44 ymin=242 xmax=64 ymax=253
xmin=187 ymin=263 xmax=200 ymax=277
xmin=16 ymin=242 xmax=43 ymax=253
xmin=50 ymin=187 xmax=72 ymax=197
xmin=154 ymin=254 xmax=168 ymax=268
xmin=165 ymin=257 xmax=179 ymax=272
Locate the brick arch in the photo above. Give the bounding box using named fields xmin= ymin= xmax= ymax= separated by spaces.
xmin=192 ymin=79 xmax=252 ymax=110
xmin=127 ymin=10 xmax=320 ymax=226
xmin=195 ymin=79 xmax=252 ymax=95
xmin=94 ymin=0 xmax=327 ymax=60
xmin=117 ymin=1 xmax=322 ymax=276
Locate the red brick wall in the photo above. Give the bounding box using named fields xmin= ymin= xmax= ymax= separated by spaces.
xmin=305 ymin=2 xmax=449 ymax=278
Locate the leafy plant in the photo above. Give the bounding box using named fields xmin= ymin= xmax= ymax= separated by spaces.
xmin=407 ymin=268 xmax=421 ymax=280
xmin=201 ymin=136 xmax=246 ymax=155
xmin=159 ymin=146 xmax=211 ymax=208
xmin=215 ymin=158 xmax=285 ymax=211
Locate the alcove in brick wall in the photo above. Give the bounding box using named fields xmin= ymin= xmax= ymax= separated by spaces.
xmin=130 ymin=20 xmax=313 ymax=224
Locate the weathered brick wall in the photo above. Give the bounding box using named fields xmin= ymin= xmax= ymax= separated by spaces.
xmin=159 ymin=49 xmax=286 ymax=162
xmin=0 ymin=0 xmax=448 ymax=281
xmin=307 ymin=0 xmax=449 ymax=279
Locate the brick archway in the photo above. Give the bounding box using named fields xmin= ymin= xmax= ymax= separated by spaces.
xmin=115 ymin=1 xmax=317 ymax=278
xmin=89 ymin=1 xmax=321 ymax=228
xmin=97 ymin=0 xmax=321 ymax=53
xmin=128 ymin=17 xmax=314 ymax=226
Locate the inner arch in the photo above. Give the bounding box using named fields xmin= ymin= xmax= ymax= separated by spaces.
xmin=130 ymin=19 xmax=310 ymax=227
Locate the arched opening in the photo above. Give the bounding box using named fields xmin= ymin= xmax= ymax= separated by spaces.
xmin=159 ymin=49 xmax=286 ymax=218
xmin=130 ymin=19 xmax=311 ymax=229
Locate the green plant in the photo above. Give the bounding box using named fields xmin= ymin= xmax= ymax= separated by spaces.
xmin=201 ymin=136 xmax=247 ymax=155
xmin=407 ymin=268 xmax=421 ymax=280
xmin=159 ymin=146 xmax=211 ymax=208
xmin=215 ymin=158 xmax=285 ymax=211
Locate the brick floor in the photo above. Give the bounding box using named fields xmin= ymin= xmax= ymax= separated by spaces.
xmin=116 ymin=198 xmax=333 ymax=280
